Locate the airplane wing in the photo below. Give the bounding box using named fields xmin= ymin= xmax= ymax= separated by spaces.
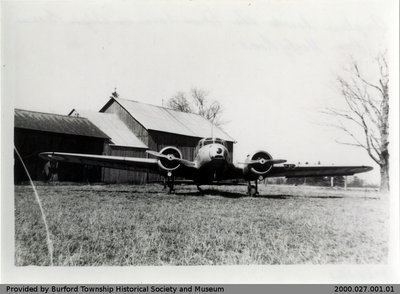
xmin=39 ymin=152 xmax=160 ymax=173
xmin=224 ymin=163 xmax=372 ymax=180
xmin=266 ymin=165 xmax=373 ymax=178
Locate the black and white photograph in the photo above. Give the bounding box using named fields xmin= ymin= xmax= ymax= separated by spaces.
xmin=2 ymin=0 xmax=399 ymax=284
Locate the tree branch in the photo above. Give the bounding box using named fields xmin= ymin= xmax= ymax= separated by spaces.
xmin=353 ymin=62 xmax=384 ymax=95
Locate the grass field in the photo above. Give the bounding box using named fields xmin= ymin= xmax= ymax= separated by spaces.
xmin=14 ymin=183 xmax=389 ymax=266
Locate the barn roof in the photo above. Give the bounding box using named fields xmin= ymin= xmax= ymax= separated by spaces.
xmin=100 ymin=98 xmax=235 ymax=142
xmin=69 ymin=109 xmax=148 ymax=149
xmin=15 ymin=109 xmax=109 ymax=139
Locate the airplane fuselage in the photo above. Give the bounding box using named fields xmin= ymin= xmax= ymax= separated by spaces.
xmin=192 ymin=140 xmax=231 ymax=183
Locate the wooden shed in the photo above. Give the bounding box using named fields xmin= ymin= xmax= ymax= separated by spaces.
xmin=14 ymin=109 xmax=109 ymax=183
xmin=99 ymin=97 xmax=236 ymax=182
xmin=69 ymin=109 xmax=149 ymax=184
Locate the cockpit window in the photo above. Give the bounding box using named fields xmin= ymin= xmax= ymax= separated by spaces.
xmin=197 ymin=138 xmax=227 ymax=149
xmin=215 ymin=138 xmax=227 ymax=147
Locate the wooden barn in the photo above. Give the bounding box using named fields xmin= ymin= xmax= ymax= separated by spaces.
xmin=69 ymin=109 xmax=148 ymax=184
xmin=14 ymin=109 xmax=109 ymax=183
xmin=14 ymin=98 xmax=236 ymax=185
xmin=99 ymin=97 xmax=236 ymax=182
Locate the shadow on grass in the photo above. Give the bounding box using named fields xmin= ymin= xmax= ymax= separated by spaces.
xmin=175 ymin=191 xmax=347 ymax=200
xmin=256 ymin=194 xmax=345 ymax=199
xmin=310 ymin=195 xmax=344 ymax=199
xmin=70 ymin=189 xmax=164 ymax=194
xmin=256 ymin=194 xmax=289 ymax=199
xmin=174 ymin=189 xmax=291 ymax=199
xmin=175 ymin=189 xmax=244 ymax=198
xmin=71 ymin=188 xmax=353 ymax=200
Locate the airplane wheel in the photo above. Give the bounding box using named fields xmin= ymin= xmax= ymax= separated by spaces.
xmin=248 ymin=185 xmax=257 ymax=196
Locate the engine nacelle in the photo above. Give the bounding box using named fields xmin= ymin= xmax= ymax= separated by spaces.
xmin=157 ymin=146 xmax=182 ymax=171
xmin=244 ymin=150 xmax=274 ymax=176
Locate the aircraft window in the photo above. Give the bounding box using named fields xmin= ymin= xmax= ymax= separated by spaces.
xmin=204 ymin=140 xmax=213 ymax=146
xmin=214 ymin=138 xmax=227 ymax=147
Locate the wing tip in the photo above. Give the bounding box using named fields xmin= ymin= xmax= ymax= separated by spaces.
xmin=38 ymin=152 xmax=51 ymax=160
xmin=353 ymin=165 xmax=373 ymax=174
xmin=38 ymin=152 xmax=64 ymax=162
xmin=363 ymin=166 xmax=374 ymax=172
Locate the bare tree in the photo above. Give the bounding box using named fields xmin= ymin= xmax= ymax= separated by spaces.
xmin=167 ymin=88 xmax=224 ymax=126
xmin=167 ymin=92 xmax=193 ymax=113
xmin=324 ymin=52 xmax=389 ymax=191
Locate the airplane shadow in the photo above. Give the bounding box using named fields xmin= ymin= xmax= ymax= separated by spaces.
xmin=175 ymin=189 xmax=244 ymax=198
xmin=175 ymin=190 xmax=346 ymax=199
xmin=175 ymin=189 xmax=296 ymax=199
xmin=70 ymin=189 xmax=164 ymax=195
xmin=71 ymin=188 xmax=347 ymax=199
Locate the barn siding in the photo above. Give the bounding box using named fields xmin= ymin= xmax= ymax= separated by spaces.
xmin=14 ymin=128 xmax=105 ymax=183
xmin=226 ymin=142 xmax=234 ymax=162
xmin=102 ymin=145 xmax=148 ymax=184
xmin=149 ymin=131 xmax=198 ymax=160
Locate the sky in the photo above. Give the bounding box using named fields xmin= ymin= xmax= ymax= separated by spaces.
xmin=3 ymin=0 xmax=399 ymax=184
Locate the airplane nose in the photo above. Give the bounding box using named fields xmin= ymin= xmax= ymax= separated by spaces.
xmin=210 ymin=146 xmax=226 ymax=160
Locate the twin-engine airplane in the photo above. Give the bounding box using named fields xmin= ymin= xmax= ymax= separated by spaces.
xmin=39 ymin=137 xmax=372 ymax=196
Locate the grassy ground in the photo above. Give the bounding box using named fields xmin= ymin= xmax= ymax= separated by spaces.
xmin=14 ymin=183 xmax=389 ymax=266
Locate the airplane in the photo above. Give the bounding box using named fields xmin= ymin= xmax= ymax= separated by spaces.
xmin=39 ymin=137 xmax=373 ymax=196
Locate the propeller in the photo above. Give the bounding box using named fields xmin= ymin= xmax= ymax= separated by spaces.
xmin=238 ymin=159 xmax=287 ymax=165
xmin=146 ymin=150 xmax=196 ymax=168
xmin=146 ymin=150 xmax=175 ymax=160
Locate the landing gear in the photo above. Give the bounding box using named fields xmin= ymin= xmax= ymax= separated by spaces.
xmin=247 ymin=180 xmax=259 ymax=196
xmin=196 ymin=185 xmax=203 ymax=193
xmin=165 ymin=173 xmax=175 ymax=194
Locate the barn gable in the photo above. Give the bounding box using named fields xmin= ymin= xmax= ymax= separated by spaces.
xmin=69 ymin=109 xmax=148 ymax=149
